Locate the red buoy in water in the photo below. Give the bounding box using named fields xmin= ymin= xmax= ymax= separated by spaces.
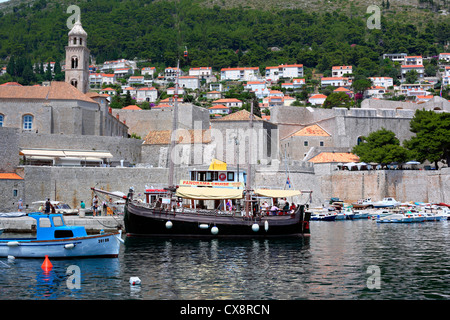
xmin=41 ymin=255 xmax=53 ymax=272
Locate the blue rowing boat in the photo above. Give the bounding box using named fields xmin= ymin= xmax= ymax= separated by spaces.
xmin=0 ymin=213 xmax=122 ymax=258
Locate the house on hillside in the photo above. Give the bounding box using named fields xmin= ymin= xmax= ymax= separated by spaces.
xmin=221 ymin=67 xmax=260 ymax=81
xmin=136 ymin=87 xmax=158 ymax=103
xmin=403 ymin=56 xmax=423 ymax=66
xmin=308 ymin=94 xmax=327 ymax=106
xmin=212 ymin=98 xmax=243 ymax=108
xmin=400 ymin=65 xmax=425 ymax=82
xmin=332 ymin=66 xmax=352 ymax=77
xmin=265 ymin=64 xmax=304 ymax=82
xmin=321 ymin=77 xmax=351 ymax=88
xmin=189 ymin=67 xmax=213 ymax=81
xmin=208 ymin=104 xmax=230 ymax=115
xmin=141 ymin=67 xmax=156 ymax=77
xmin=369 ymin=77 xmax=393 ymax=89
xmin=128 ymin=76 xmax=145 ymax=86
xmin=178 ymin=76 xmax=200 ymax=90
xmin=438 ymin=53 xmax=450 ymax=63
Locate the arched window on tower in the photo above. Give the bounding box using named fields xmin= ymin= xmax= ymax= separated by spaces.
xmin=71 ymin=57 xmax=78 ymax=69
xmin=71 ymin=79 xmax=78 ymax=88
xmin=79 ymin=38 xmax=83 ymax=46
xmin=73 ymin=37 xmax=77 ymax=45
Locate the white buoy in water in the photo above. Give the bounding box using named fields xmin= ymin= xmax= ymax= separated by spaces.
xmin=252 ymin=223 xmax=259 ymax=232
xmin=129 ymin=277 xmax=141 ymax=285
xmin=264 ymin=220 xmax=269 ymax=232
xmin=165 ymin=221 xmax=173 ymax=229
xmin=211 ymin=226 xmax=219 ymax=235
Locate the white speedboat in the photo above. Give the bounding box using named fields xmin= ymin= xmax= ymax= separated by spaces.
xmin=373 ymin=197 xmax=401 ymax=208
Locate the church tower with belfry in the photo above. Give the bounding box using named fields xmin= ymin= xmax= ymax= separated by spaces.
xmin=65 ymin=20 xmax=90 ymax=94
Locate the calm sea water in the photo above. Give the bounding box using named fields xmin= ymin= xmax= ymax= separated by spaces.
xmin=1 ymin=219 xmax=450 ymax=300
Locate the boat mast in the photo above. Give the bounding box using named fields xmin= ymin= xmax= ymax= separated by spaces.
xmin=168 ymin=60 xmax=180 ymax=190
xmin=245 ymin=102 xmax=254 ymax=217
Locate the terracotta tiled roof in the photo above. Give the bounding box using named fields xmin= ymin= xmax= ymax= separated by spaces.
xmin=143 ymin=129 xmax=211 ymax=145
xmin=0 ymin=82 xmax=22 ymax=86
xmin=309 ymin=152 xmax=359 ymax=163
xmin=213 ymin=109 xmax=262 ymax=121
xmin=0 ymin=81 xmax=96 ymax=103
xmin=310 ymin=94 xmax=327 ymax=99
xmin=122 ymin=105 xmax=142 ymax=110
xmin=0 ymin=173 xmax=23 ymax=180
xmin=208 ymin=104 xmax=229 ymax=109
xmin=288 ymin=124 xmax=331 ymax=138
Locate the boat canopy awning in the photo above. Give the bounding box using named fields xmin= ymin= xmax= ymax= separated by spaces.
xmin=20 ymin=149 xmax=65 ymax=157
xmin=64 ymin=151 xmax=113 ymax=158
xmin=20 ymin=149 xmax=113 ymax=159
xmin=175 ymin=186 xmax=243 ymax=200
xmin=254 ymin=189 xmax=302 ymax=198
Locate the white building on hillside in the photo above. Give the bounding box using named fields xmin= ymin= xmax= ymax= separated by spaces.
xmin=332 ymin=66 xmax=352 ymax=77
xmin=136 ymin=87 xmax=158 ymax=103
xmin=369 ymin=77 xmax=394 ymax=88
xmin=265 ymin=64 xmax=303 ymax=82
xmin=221 ymin=67 xmax=260 ymax=81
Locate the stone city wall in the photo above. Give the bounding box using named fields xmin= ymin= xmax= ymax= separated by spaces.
xmin=315 ymin=164 xmax=450 ymax=205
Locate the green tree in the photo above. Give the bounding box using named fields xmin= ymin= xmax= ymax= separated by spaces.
xmin=352 ymin=128 xmax=411 ymax=164
xmin=351 ymin=78 xmax=372 ymax=97
xmin=404 ymin=110 xmax=450 ymax=169
xmin=405 ymin=70 xmax=418 ymax=84
xmin=53 ymin=61 xmax=64 ymax=81
xmin=322 ymin=92 xmax=353 ymax=109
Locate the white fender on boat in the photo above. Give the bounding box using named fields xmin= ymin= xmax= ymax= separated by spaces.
xmin=7 ymin=241 xmax=20 ymax=247
xmin=165 ymin=221 xmax=173 ymax=229
xmin=199 ymin=224 xmax=209 ymax=229
xmin=252 ymin=223 xmax=260 ymax=232
xmin=264 ymin=220 xmax=269 ymax=232
xmin=64 ymin=243 xmax=75 ymax=249
xmin=211 ymin=226 xmax=219 ymax=235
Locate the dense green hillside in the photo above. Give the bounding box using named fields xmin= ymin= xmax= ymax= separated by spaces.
xmin=0 ymin=0 xmax=448 ymax=74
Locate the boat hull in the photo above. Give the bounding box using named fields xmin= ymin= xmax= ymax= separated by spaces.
xmin=0 ymin=232 xmax=122 ymax=258
xmin=124 ymin=201 xmax=310 ymax=238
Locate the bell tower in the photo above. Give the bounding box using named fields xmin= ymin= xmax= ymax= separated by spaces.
xmin=65 ymin=20 xmax=90 ymax=94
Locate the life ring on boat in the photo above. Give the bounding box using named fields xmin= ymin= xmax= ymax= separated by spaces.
xmin=219 ymin=173 xmax=226 ymax=181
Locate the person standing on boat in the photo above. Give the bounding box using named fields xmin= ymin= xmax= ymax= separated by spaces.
xmin=44 ymin=199 xmax=52 ymax=214
xmin=93 ymin=195 xmax=99 ymax=216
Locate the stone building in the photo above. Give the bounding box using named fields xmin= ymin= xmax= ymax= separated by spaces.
xmin=0 ymin=81 xmax=127 ymax=137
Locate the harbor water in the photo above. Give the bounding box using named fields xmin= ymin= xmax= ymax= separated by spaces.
xmin=1 ymin=219 xmax=450 ymax=300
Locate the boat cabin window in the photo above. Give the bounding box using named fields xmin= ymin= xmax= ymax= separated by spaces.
xmin=38 ymin=217 xmax=52 ymax=228
xmin=52 ymin=215 xmax=64 ymax=227
xmin=54 ymin=230 xmax=74 ymax=238
xmin=227 ymin=172 xmax=234 ymax=181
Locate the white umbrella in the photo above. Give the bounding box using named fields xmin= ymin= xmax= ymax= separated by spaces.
xmin=406 ymin=161 xmax=420 ymax=165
